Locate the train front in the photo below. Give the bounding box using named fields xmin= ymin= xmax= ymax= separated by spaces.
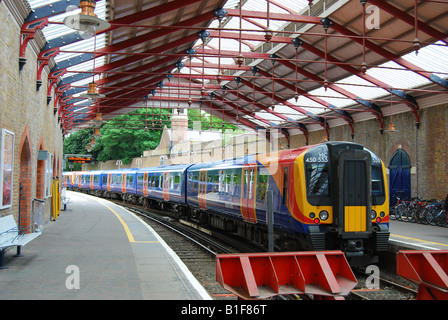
xmin=298 ymin=142 xmax=390 ymax=264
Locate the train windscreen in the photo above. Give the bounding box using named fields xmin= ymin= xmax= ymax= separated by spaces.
xmin=366 ymin=149 xmax=386 ymax=205
xmin=304 ymin=145 xmax=332 ymax=206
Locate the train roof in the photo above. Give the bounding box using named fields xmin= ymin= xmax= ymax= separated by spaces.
xmin=138 ymin=164 xmax=192 ymax=173
xmin=99 ymin=168 xmax=138 ymax=174
xmin=188 ymin=144 xmax=315 ymax=171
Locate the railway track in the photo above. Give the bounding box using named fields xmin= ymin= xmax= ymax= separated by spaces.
xmin=114 ymin=199 xmax=419 ymax=300
xmin=124 ymin=205 xmax=235 ymax=255
xmin=350 ymin=271 xmax=418 ymax=300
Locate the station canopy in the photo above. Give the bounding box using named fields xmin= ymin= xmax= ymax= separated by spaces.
xmin=26 ymin=0 xmax=448 ymax=143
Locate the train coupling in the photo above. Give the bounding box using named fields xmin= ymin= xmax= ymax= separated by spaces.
xmin=344 ymin=239 xmax=364 ymax=257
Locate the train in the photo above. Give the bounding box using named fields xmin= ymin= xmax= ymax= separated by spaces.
xmin=63 ymin=141 xmax=390 ymax=264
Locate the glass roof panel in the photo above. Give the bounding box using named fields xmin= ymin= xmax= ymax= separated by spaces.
xmin=27 ymin=0 xmax=108 ymax=84
xmin=26 ymin=0 xmax=448 ymax=130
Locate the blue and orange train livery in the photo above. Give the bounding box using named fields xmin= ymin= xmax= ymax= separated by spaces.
xmin=64 ymin=141 xmax=390 ymax=263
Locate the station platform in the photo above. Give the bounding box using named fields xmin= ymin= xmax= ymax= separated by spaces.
xmin=389 ymin=220 xmax=448 ymax=251
xmin=0 ymin=191 xmax=211 ymax=300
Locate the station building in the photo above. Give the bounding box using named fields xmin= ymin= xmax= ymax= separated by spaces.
xmin=0 ymin=0 xmax=447 ymax=232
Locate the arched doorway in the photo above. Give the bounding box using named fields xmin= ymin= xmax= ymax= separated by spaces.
xmin=389 ymin=149 xmax=411 ymax=203
xmin=18 ymin=130 xmax=32 ymax=233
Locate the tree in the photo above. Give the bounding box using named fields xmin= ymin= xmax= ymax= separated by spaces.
xmin=63 ymin=106 xmax=242 ymax=166
xmin=63 ymin=129 xmax=93 ymax=170
xmin=187 ymin=108 xmax=241 ymax=131
xmin=93 ymin=107 xmax=171 ymax=164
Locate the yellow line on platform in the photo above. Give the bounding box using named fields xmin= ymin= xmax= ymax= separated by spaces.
xmin=96 ymin=200 xmax=159 ymax=244
xmin=391 ymin=233 xmax=448 ymax=248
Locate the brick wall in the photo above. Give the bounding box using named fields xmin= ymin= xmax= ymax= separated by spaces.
xmin=87 ymin=101 xmax=447 ymax=201
xmin=0 ymin=2 xmax=64 ymax=230
xmin=320 ymin=103 xmax=447 ymax=200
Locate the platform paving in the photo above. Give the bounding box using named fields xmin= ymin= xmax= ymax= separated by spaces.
xmin=0 ymin=191 xmax=210 ymax=300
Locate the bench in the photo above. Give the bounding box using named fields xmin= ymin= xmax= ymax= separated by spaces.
xmin=0 ymin=215 xmax=41 ymax=269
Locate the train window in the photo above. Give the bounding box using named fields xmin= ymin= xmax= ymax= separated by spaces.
xmin=306 ymin=164 xmax=329 ymax=197
xmin=154 ymin=175 xmax=160 ymax=188
xmin=282 ymin=167 xmax=288 ymax=205
xmin=249 ymin=169 xmax=255 ymax=199
xmin=371 ymin=165 xmax=385 ymax=205
xmin=243 ymin=170 xmax=248 ymax=198
xmin=173 ymin=174 xmax=180 ymax=190
xmin=219 ymin=174 xmax=224 ymax=192
xmin=193 ymin=175 xmax=199 ymax=192
xmin=232 ymin=174 xmax=240 ymax=196
xmin=205 ymin=175 xmax=211 ymax=193
xmin=257 ymin=175 xmax=268 ymax=201
xmin=93 ymin=176 xmax=99 ymax=184
xmin=102 ymin=175 xmax=107 ymax=184
xmin=225 ymin=174 xmax=231 ymax=194
xmin=213 ymin=175 xmax=219 ymax=192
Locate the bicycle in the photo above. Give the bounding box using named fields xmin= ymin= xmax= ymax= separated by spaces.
xmin=407 ymin=198 xmax=426 ymax=224
xmin=425 ymin=201 xmax=446 ymax=226
xmin=389 ymin=195 xmax=404 ymax=220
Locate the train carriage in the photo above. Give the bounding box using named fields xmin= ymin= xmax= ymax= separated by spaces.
xmin=136 ymin=164 xmax=190 ymax=206
xmin=101 ymin=169 xmax=138 ymax=200
xmin=186 ymin=142 xmax=389 ymax=263
xmin=88 ymin=170 xmax=103 ymax=191
xmin=63 ymin=171 xmax=77 ymax=189
xmin=63 ymin=141 xmax=389 ymax=264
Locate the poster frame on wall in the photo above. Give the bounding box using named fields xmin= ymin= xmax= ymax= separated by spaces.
xmin=0 ymin=128 xmax=15 ymax=210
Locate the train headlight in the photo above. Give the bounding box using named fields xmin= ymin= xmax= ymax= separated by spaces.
xmin=380 ymin=211 xmax=385 ymax=217
xmin=309 ymin=212 xmax=315 ymax=219
xmin=371 ymin=210 xmax=377 ymax=220
xmin=319 ymin=210 xmax=329 ymax=221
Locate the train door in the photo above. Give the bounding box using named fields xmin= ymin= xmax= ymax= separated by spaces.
xmin=143 ymin=172 xmax=149 ymax=196
xmin=121 ymin=173 xmax=127 ymax=193
xmin=90 ymin=174 xmax=94 ymax=189
xmin=107 ymin=173 xmax=111 ymax=191
xmin=343 ymin=160 xmax=367 ymax=232
xmin=280 ymin=164 xmax=292 ymax=213
xmin=241 ymin=164 xmax=257 ymax=223
xmin=337 ymin=150 xmax=372 ymax=235
xmin=163 ymin=172 xmax=170 ymax=201
xmin=198 ymin=169 xmax=207 ymax=210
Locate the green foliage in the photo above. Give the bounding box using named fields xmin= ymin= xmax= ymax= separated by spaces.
xmin=187 ymin=108 xmax=241 ymax=132
xmin=63 ymin=129 xmax=92 ymax=170
xmin=63 ymin=107 xmax=242 ymax=167
xmin=95 ymin=107 xmax=170 ymax=164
